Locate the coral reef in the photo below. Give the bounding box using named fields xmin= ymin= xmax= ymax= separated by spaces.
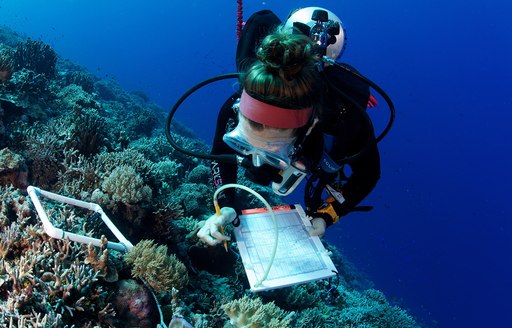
xmin=110 ymin=279 xmax=160 ymax=328
xmin=0 ymin=187 xmax=116 ymax=326
xmin=223 ymin=295 xmax=294 ymax=328
xmin=13 ymin=39 xmax=57 ymax=77
xmin=124 ymin=240 xmax=189 ymax=293
xmin=0 ymin=26 xmax=418 ymax=327
xmin=101 ymin=165 xmax=152 ymax=205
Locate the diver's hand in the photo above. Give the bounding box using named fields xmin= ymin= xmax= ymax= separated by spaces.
xmin=308 ymin=217 xmax=327 ymax=237
xmin=197 ymin=207 xmax=237 ymax=246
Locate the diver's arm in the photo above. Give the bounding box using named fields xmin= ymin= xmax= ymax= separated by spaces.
xmin=312 ymin=68 xmax=381 ymax=227
xmin=335 ymin=138 xmax=380 ymax=217
xmin=236 ymin=10 xmax=281 ymax=72
xmin=210 ymin=92 xmax=240 ymax=207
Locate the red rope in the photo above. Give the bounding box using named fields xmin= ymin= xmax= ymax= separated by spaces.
xmin=236 ymin=0 xmax=243 ymax=40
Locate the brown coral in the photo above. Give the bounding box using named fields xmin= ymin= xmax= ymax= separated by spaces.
xmin=124 ymin=240 xmax=189 ymax=293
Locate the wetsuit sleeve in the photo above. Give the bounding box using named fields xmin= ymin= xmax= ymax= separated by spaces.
xmin=210 ymin=92 xmax=240 ymax=208
xmin=319 ymin=64 xmax=381 ymax=225
xmin=236 ymin=10 xmax=281 ymax=72
xmin=210 ymin=10 xmax=280 ymax=210
xmin=335 ymin=130 xmax=380 ymax=218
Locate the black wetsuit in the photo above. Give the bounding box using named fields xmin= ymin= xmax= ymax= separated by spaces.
xmin=210 ymin=10 xmax=380 ymax=225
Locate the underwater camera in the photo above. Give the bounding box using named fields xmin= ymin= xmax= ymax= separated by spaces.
xmin=310 ymin=9 xmax=341 ymax=52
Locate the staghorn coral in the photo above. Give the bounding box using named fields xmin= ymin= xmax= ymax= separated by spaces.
xmin=129 ymin=135 xmax=176 ymax=162
xmin=124 ymin=240 xmax=189 ymax=293
xmin=223 ymin=295 xmax=294 ymax=328
xmin=84 ymin=235 xmax=119 ymax=283
xmin=293 ymin=307 xmax=328 ymax=328
xmin=126 ymin=106 xmax=160 ymax=137
xmin=56 ymin=150 xmax=101 ymax=198
xmin=94 ymin=148 xmax=154 ymax=180
xmin=265 ymin=282 xmax=323 ymax=311
xmin=0 ymin=222 xmax=113 ymax=325
xmin=21 ymin=121 xmax=67 ymax=189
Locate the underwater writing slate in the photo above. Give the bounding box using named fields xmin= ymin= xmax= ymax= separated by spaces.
xmin=234 ymin=204 xmax=337 ymax=292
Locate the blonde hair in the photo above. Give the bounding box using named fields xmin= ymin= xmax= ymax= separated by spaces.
xmin=241 ymin=28 xmax=320 ymax=110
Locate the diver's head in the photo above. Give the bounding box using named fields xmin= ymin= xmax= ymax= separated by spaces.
xmin=223 ymin=107 xmax=297 ymax=169
xmin=225 ymin=30 xmax=320 ymax=168
xmin=240 ymin=29 xmax=320 ymax=117
xmin=283 ymin=7 xmax=346 ymax=59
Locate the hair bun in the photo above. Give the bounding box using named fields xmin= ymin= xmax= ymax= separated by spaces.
xmin=257 ymin=31 xmax=313 ymax=80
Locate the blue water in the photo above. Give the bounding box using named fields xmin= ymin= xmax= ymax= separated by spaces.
xmin=2 ymin=0 xmax=511 ymax=326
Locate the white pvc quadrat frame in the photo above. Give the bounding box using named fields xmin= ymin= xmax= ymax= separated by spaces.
xmin=27 ymin=186 xmax=134 ymax=253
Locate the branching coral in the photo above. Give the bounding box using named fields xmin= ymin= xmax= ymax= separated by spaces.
xmin=84 ymin=236 xmax=119 ymax=283
xmin=124 ymin=240 xmax=189 ymax=293
xmin=0 ymin=220 xmax=112 ymax=325
xmin=0 ymin=185 xmax=31 ymax=228
xmin=21 ymin=123 xmax=67 ymax=189
xmin=0 ymin=68 xmax=52 ymax=110
xmin=65 ymin=109 xmax=108 ymax=156
xmin=13 ymin=39 xmax=58 ymax=77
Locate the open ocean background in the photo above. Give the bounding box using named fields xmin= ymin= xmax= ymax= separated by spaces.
xmin=1 ymin=0 xmax=511 ymax=327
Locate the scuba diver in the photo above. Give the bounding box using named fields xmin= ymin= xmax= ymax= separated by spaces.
xmin=195 ymin=7 xmax=387 ymax=246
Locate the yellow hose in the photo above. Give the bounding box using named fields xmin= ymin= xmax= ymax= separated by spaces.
xmin=213 ymin=183 xmax=278 ymax=287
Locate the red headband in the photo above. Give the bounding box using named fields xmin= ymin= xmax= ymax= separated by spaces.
xmin=239 ymin=90 xmax=313 ymax=128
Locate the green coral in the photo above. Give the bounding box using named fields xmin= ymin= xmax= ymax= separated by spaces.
xmin=124 ymin=240 xmax=189 ymax=293
xmin=223 ymin=295 xmax=293 ymax=328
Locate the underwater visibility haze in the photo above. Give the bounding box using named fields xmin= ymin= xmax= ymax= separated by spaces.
xmin=0 ymin=0 xmax=511 ymax=327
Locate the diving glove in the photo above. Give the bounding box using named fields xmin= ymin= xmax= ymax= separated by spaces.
xmin=307 ymin=193 xmax=345 ymax=227
xmin=197 ymin=207 xmax=237 ymax=246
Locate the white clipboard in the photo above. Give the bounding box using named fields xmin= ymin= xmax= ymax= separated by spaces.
xmin=234 ymin=204 xmax=337 ymax=292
